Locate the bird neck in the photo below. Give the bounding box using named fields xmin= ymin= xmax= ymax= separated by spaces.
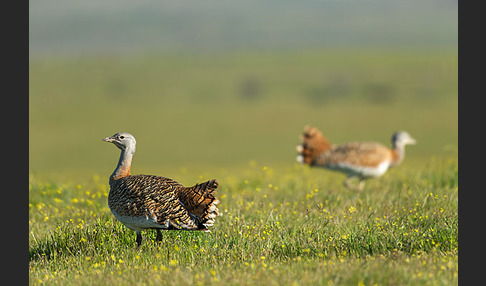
xmin=391 ymin=142 xmax=405 ymax=167
xmin=110 ymin=148 xmax=134 ymax=181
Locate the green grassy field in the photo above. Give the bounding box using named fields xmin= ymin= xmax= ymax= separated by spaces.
xmin=29 ymin=48 xmax=457 ymax=285
xmin=29 ymin=158 xmax=457 ymax=285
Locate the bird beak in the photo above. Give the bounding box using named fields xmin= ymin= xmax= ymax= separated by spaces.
xmin=103 ymin=136 xmax=114 ymax=143
xmin=409 ymin=138 xmax=417 ymax=145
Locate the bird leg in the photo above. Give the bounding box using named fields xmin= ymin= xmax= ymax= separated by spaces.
xmin=136 ymin=231 xmax=143 ymax=247
xmin=356 ymin=179 xmax=365 ymax=192
xmin=344 ymin=176 xmax=356 ymax=190
xmin=344 ymin=176 xmax=365 ymax=192
xmin=156 ymin=229 xmax=163 ymax=243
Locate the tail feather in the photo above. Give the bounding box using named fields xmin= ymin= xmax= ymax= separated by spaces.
xmin=178 ymin=179 xmax=220 ymax=229
xmin=296 ymin=126 xmax=331 ymax=165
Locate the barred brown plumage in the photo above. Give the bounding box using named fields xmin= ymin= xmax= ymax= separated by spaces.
xmin=296 ymin=126 xmax=416 ymax=192
xmin=103 ymin=132 xmax=220 ymax=246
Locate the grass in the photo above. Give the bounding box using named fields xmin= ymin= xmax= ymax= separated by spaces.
xmin=29 ymin=48 xmax=457 ymax=285
xmin=29 ymin=157 xmax=458 ymax=285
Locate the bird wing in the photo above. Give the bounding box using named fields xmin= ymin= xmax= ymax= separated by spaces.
xmin=109 ymin=175 xmax=198 ymax=230
xmin=314 ymin=142 xmax=392 ymax=168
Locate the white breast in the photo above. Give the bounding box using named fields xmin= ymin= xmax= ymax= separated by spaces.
xmin=327 ymin=160 xmax=391 ymax=178
xmin=110 ymin=209 xmax=169 ymax=232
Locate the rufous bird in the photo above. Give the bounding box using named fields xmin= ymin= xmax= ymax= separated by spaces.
xmin=296 ymin=126 xmax=416 ymax=191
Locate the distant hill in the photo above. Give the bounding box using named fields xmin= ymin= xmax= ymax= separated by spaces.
xmin=29 ymin=0 xmax=457 ymax=58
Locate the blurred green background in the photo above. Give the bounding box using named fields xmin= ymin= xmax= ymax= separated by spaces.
xmin=29 ymin=0 xmax=458 ymax=182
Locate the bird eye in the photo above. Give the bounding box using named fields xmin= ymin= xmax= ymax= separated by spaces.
xmin=119 ymin=135 xmax=125 ymax=140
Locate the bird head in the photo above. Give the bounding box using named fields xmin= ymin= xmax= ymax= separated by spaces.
xmin=391 ymin=131 xmax=416 ymax=147
xmin=103 ymin=132 xmax=136 ymax=153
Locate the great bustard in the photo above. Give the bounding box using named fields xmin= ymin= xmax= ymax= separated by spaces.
xmin=103 ymin=132 xmax=220 ymax=246
xmin=296 ymin=126 xmax=416 ymax=191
